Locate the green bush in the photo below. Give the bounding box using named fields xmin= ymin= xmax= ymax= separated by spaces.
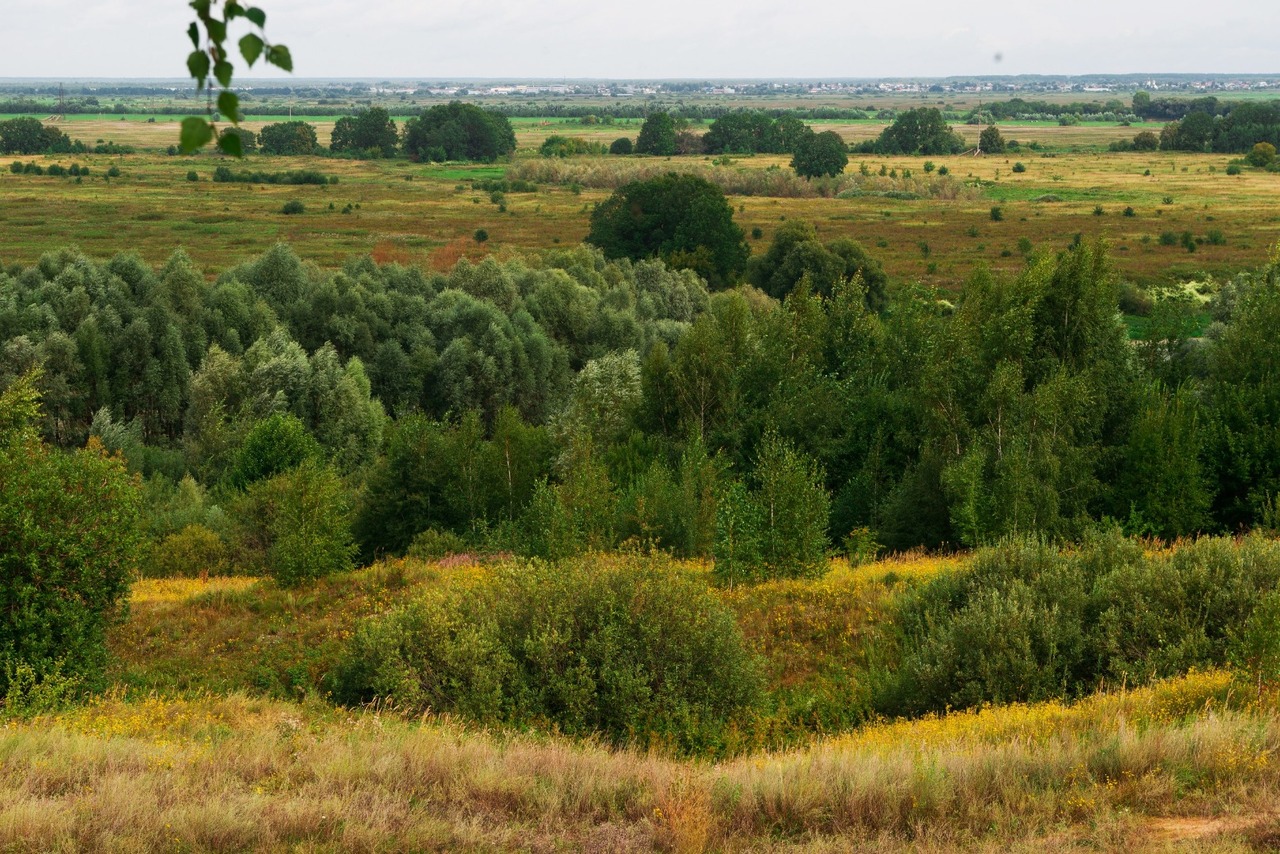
xmin=281 ymin=200 xmax=305 ymax=215
xmin=0 ymin=373 xmax=142 ymax=698
xmin=1011 ymin=161 xmax=1026 ymax=173
xmin=405 ymin=527 xmax=469 ymax=560
xmin=228 ymin=413 xmax=319 ymax=491
xmin=877 ymin=533 xmax=1280 ymax=716
xmin=233 ymin=461 xmax=356 ymax=586
xmin=143 ymin=524 xmax=230 ymax=578
xmin=333 ymin=555 xmax=765 ymax=752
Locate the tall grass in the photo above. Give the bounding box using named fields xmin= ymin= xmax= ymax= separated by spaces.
xmin=3 ymin=673 xmax=1277 ymax=852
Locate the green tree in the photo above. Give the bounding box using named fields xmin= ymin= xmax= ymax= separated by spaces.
xmin=790 ymin=129 xmax=848 ymax=178
xmin=0 ymin=118 xmax=69 ymax=155
xmin=0 ymin=371 xmax=142 ymax=697
xmin=402 ymin=102 xmax=516 ymax=163
xmin=1132 ymin=90 xmax=1153 ymax=118
xmin=609 ymin=136 xmax=633 ymax=155
xmin=257 ymin=460 xmax=356 ymax=586
xmin=872 ymin=108 xmax=966 ymax=155
xmin=257 ymin=121 xmax=317 ymax=155
xmin=979 ymin=124 xmax=1006 ymax=154
xmin=586 ymin=173 xmax=748 ymax=289
xmin=330 ymin=107 xmax=399 ymax=157
xmin=635 ymin=111 xmax=677 ymax=156
xmin=228 ymin=412 xmax=319 ymax=489
xmin=217 ymin=125 xmax=257 ymax=154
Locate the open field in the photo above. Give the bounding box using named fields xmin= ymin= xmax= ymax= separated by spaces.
xmin=2 ymin=120 xmax=1276 ymax=288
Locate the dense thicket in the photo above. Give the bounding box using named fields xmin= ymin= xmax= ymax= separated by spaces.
xmin=4 ymin=241 xmax=1280 ymax=580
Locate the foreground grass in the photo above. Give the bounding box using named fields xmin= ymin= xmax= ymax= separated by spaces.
xmin=4 ymin=672 xmax=1279 ymax=851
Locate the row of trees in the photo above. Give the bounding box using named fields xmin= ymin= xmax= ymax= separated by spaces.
xmin=1156 ymin=104 xmax=1280 ymax=153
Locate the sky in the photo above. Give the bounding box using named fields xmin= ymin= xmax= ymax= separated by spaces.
xmin=0 ymin=0 xmax=1276 ymax=80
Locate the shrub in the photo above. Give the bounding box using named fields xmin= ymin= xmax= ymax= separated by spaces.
xmin=186 ymin=170 xmax=199 ymax=182
xmin=990 ymin=205 xmax=1004 ymax=222
xmin=333 ymin=555 xmax=765 ymax=752
xmin=1247 ymin=141 xmax=1277 ymax=168
xmin=1159 ymin=231 xmax=1178 ymax=246
xmin=143 ymin=524 xmax=230 ymax=578
xmin=105 ymin=165 xmax=121 ymax=178
xmin=1011 ymin=161 xmax=1026 ymax=173
xmin=405 ymin=527 xmax=469 ymax=560
xmin=473 ymin=228 xmax=488 ymax=242
xmin=281 ymin=200 xmax=305 ymax=215
xmin=878 ymin=533 xmax=1280 ymax=716
xmin=1 ymin=373 xmax=142 ymax=698
xmin=1123 ymin=206 xmax=1136 ymax=217
xmin=1207 ymin=228 xmax=1226 ymax=246
xmin=1226 ymin=162 xmax=1243 ymax=176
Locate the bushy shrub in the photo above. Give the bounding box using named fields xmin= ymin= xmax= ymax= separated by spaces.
xmin=877 ymin=533 xmax=1280 ymax=716
xmin=609 ymin=136 xmax=633 ymax=155
xmin=405 ymin=527 xmax=469 ymax=560
xmin=281 ymin=200 xmax=305 ymax=215
xmin=1 ymin=374 xmax=142 ymax=697
xmin=232 ymin=460 xmax=355 ymax=586
xmin=333 ymin=555 xmax=765 ymax=752
xmin=143 ymin=524 xmax=230 ymax=578
xmin=1011 ymin=161 xmax=1026 ymax=173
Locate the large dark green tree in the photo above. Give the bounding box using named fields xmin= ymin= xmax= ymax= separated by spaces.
xmin=635 ymin=111 xmax=677 ymax=156
xmin=330 ymin=107 xmax=399 ymax=157
xmin=402 ymin=102 xmax=516 ymax=163
xmin=870 ymin=108 xmax=966 ymax=155
xmin=790 ymin=130 xmax=848 ymax=178
xmin=257 ymin=121 xmax=318 ymax=155
xmin=586 ymin=173 xmax=749 ymax=289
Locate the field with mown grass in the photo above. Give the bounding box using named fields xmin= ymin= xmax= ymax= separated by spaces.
xmin=3 ymin=117 xmax=1277 ymax=289
xmin=2 ymin=549 xmax=1280 ymax=851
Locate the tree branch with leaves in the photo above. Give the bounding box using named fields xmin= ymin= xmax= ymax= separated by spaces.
xmin=182 ymin=0 xmax=292 ymax=155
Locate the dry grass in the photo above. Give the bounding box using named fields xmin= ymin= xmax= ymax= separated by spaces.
xmin=3 ymin=673 xmax=1279 ymax=852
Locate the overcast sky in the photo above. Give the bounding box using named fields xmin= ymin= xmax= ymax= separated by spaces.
xmin=0 ymin=0 xmax=1276 ymax=80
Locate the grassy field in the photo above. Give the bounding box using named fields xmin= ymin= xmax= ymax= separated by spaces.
xmin=4 ymin=553 xmax=1280 ymax=851
xmin=2 ymin=121 xmax=1276 ymax=289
